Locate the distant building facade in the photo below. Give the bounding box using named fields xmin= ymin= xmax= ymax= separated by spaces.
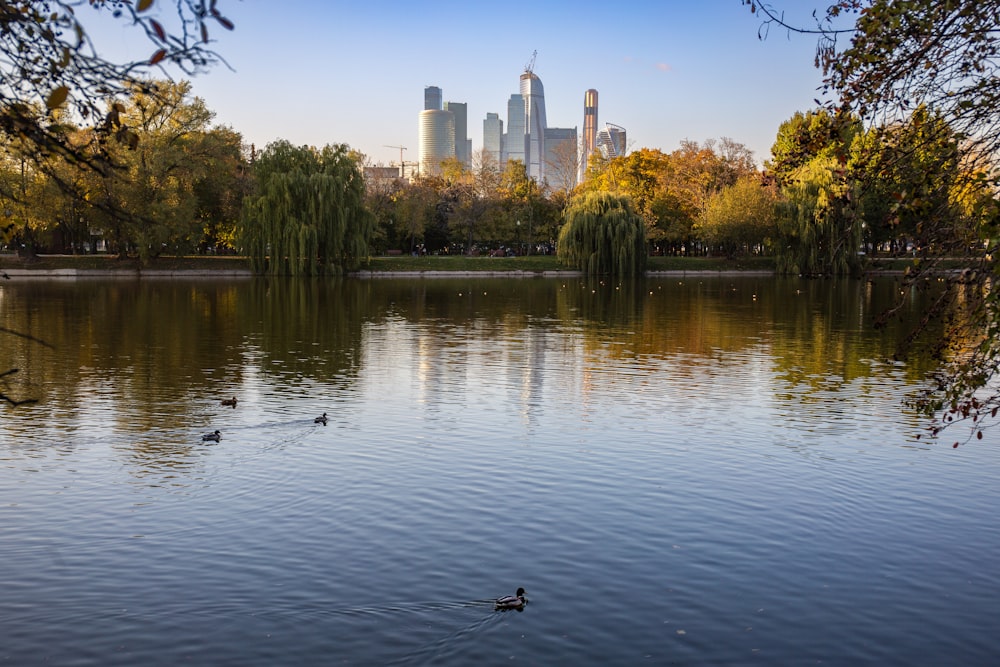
xmin=581 ymin=89 xmax=598 ymax=180
xmin=520 ymin=71 xmax=547 ymax=180
xmin=502 ymin=93 xmax=525 ymax=166
xmin=484 ymin=112 xmax=503 ymax=166
xmin=596 ymin=123 xmax=627 ymax=159
xmin=445 ymin=101 xmax=472 ymax=166
xmin=424 ymin=86 xmax=442 ymax=111
xmin=418 ymin=108 xmax=455 ymax=176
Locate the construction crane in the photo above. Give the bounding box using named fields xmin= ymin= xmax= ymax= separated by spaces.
xmin=383 ymin=145 xmax=407 ymax=169
xmin=524 ymin=49 xmax=537 ymax=74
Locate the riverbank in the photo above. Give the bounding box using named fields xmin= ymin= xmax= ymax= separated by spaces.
xmin=0 ymin=253 xmax=777 ymax=278
xmin=0 ymin=253 xmax=921 ymax=277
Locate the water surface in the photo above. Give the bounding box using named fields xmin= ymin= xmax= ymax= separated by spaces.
xmin=1 ymin=277 xmax=997 ymax=665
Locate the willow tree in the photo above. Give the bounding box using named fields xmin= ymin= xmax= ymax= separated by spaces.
xmin=557 ymin=192 xmax=646 ymax=277
xmin=240 ymin=141 xmax=373 ymax=276
xmin=747 ymin=0 xmax=1000 ymax=440
xmin=774 ymin=157 xmax=865 ymax=276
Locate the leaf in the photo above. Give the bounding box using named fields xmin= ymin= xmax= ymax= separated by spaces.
xmin=201 ymin=22 xmax=209 ymax=43
xmin=137 ymin=0 xmax=154 ymax=11
xmin=46 ymin=85 xmax=69 ymax=110
xmin=217 ymin=16 xmax=234 ymax=30
xmin=149 ymin=49 xmax=167 ymax=65
xmin=150 ymin=19 xmax=166 ymax=41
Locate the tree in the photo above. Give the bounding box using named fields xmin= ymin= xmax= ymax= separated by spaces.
xmin=557 ymin=192 xmax=646 ymax=277
xmin=90 ymin=80 xmax=232 ymax=260
xmin=696 ymin=175 xmax=777 ymax=257
xmin=0 ymin=1 xmax=234 ymax=219
xmin=0 ymin=1 xmax=234 ymax=410
xmin=775 ymin=156 xmax=865 ymax=276
xmin=746 ymin=0 xmax=1000 ymax=441
xmin=239 ymin=141 xmax=374 ymax=276
xmin=544 ymin=136 xmax=580 ymax=196
xmin=766 ymin=109 xmax=866 ymax=276
xmin=498 ymin=159 xmax=544 ymax=253
xmin=579 ymin=141 xmax=759 ymax=255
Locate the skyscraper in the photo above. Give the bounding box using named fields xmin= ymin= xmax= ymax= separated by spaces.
xmin=484 ymin=112 xmax=503 ymax=166
xmin=596 ymin=123 xmax=627 ymax=159
xmin=419 ymin=109 xmax=455 ymax=175
xmin=419 ymin=87 xmax=455 ymax=176
xmin=502 ymin=93 xmax=525 ymax=165
xmin=444 ymin=101 xmax=471 ymax=165
xmin=581 ymin=89 xmax=598 ymax=180
xmin=424 ymin=86 xmax=442 ymax=111
xmin=520 ymin=69 xmax=547 ymax=180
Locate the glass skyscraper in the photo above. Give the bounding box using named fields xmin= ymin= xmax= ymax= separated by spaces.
xmin=444 ymin=101 xmax=471 ymax=165
xmin=582 ymin=89 xmax=598 ymax=180
xmin=424 ymin=86 xmax=442 ymax=111
xmin=519 ymin=71 xmax=547 ymax=180
xmin=483 ymin=112 xmax=503 ymax=166
xmin=503 ymin=93 xmax=525 ymax=166
xmin=418 ymin=90 xmax=454 ymax=176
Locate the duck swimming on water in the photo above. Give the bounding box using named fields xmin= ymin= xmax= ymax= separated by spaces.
xmin=314 ymin=412 xmax=328 ymax=425
xmin=221 ymin=396 xmax=238 ymax=407
xmin=201 ymin=430 xmax=221 ymax=442
xmin=495 ymin=587 xmax=527 ymax=610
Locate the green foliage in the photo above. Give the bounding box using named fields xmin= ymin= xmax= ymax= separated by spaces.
xmin=696 ymin=176 xmax=778 ymax=257
xmin=557 ymin=192 xmax=646 ymax=277
xmin=578 ymin=140 xmax=758 ymax=253
xmin=748 ymin=0 xmax=1000 ymax=436
xmin=774 ymin=157 xmax=865 ymax=276
xmin=768 ymin=109 xmax=861 ymax=184
xmin=240 ymin=141 xmax=373 ymax=275
xmin=0 ymin=1 xmax=234 ymax=201
xmin=852 ymin=105 xmax=989 ymax=254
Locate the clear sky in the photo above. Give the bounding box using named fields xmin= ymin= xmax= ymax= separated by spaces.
xmin=94 ymin=1 xmax=830 ymax=167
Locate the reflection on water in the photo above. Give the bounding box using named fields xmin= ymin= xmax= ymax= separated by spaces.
xmin=1 ymin=276 xmax=997 ymax=665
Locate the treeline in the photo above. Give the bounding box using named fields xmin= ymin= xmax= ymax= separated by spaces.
xmin=1 ymin=80 xmax=993 ymax=277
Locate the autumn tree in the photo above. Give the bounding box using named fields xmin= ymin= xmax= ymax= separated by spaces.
xmin=0 ymin=1 xmax=234 ymax=227
xmin=696 ymin=175 xmax=777 ymax=257
xmin=579 ymin=140 xmax=758 ymax=254
xmin=0 ymin=0 xmax=235 ymax=409
xmin=87 ymin=80 xmax=242 ymax=260
xmin=746 ymin=0 xmax=1000 ymax=440
xmin=498 ymin=159 xmax=545 ymax=253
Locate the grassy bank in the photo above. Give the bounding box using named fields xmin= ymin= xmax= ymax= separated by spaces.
xmin=361 ymin=254 xmax=778 ymax=273
xmin=1 ymin=252 xmax=935 ymax=274
xmin=0 ymin=254 xmax=251 ymax=272
xmin=2 ymin=253 xmax=776 ymax=273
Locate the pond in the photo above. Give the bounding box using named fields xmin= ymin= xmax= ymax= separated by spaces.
xmin=1 ymin=276 xmax=998 ymax=665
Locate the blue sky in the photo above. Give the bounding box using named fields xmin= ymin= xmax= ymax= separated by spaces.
xmin=96 ymin=1 xmax=830 ymax=167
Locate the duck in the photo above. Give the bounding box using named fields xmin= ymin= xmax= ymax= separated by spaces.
xmin=314 ymin=412 xmax=328 ymax=425
xmin=201 ymin=430 xmax=221 ymax=442
xmin=494 ymin=587 xmax=527 ymax=610
xmin=220 ymin=396 xmax=238 ymax=407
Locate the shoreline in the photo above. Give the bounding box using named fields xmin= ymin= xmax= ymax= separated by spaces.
xmin=0 ymin=267 xmax=785 ymax=279
xmin=0 ymin=268 xmax=915 ymax=280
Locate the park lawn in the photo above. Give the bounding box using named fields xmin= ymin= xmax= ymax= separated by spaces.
xmin=8 ymin=253 xmax=959 ymax=274
xmin=0 ymin=254 xmax=250 ymax=271
xmin=361 ymin=254 xmax=778 ymax=272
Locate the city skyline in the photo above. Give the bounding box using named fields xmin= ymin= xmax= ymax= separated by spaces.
xmin=92 ymin=2 xmax=829 ymax=168
xmin=418 ymin=70 xmax=580 ymax=188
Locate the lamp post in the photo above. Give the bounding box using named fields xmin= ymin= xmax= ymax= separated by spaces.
xmin=515 ymin=220 xmax=521 ymax=256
